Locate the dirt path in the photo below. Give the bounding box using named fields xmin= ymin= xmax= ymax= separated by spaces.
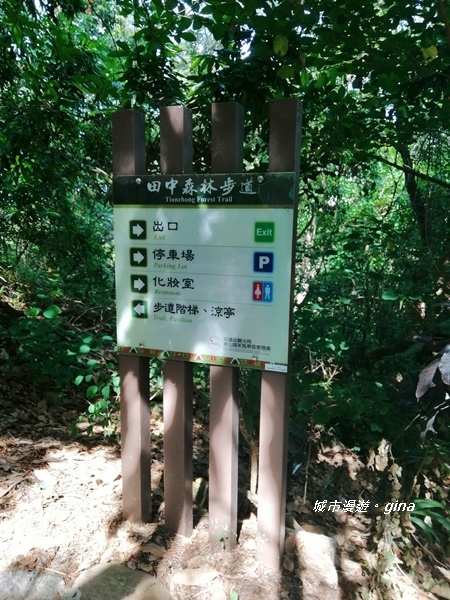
xmin=0 ymin=380 xmax=445 ymax=599
xmin=0 ymin=386 xmax=299 ymax=599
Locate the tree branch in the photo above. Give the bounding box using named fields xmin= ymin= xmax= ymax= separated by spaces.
xmin=369 ymin=153 xmax=450 ymax=191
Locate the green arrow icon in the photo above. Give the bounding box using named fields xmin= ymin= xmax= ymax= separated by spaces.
xmin=132 ymin=300 xmax=148 ymax=318
xmin=130 ymin=248 xmax=147 ymax=266
xmin=130 ymin=220 xmax=146 ymax=239
xmin=131 ymin=275 xmax=148 ymax=292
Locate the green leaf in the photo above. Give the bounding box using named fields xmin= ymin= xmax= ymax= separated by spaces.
xmin=273 ymin=34 xmax=289 ymax=57
xmin=25 ymin=307 xmax=41 ymax=318
xmin=276 ymin=65 xmax=295 ymax=79
xmin=79 ymin=344 xmax=91 ymax=354
xmin=102 ymin=385 xmax=110 ymax=400
xmin=180 ymin=31 xmax=196 ymax=42
xmin=382 ymin=290 xmax=398 ymax=301
xmin=424 ymin=511 xmax=450 ymax=532
xmin=310 ymin=303 xmax=324 ymax=312
xmin=422 ymin=45 xmax=438 ymax=62
xmin=86 ymin=385 xmax=98 ymax=398
xmin=315 ymin=73 xmax=328 ymax=88
xmin=74 ymin=375 xmax=84 ymax=385
xmin=43 ymin=305 xmax=62 ymax=319
xmin=413 ymin=499 xmax=446 ymax=510
xmin=191 ymin=56 xmax=202 ymax=69
xmin=410 ymin=516 xmax=440 ymax=543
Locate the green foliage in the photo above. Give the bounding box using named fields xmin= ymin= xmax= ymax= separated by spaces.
xmin=70 ymin=333 xmax=121 ymax=436
xmin=0 ymin=0 xmax=449 ymax=480
xmin=150 ymin=358 xmax=164 ymax=398
xmin=73 ymin=353 xmax=165 ymax=436
xmin=2 ymin=0 xmax=449 ymax=305
xmin=2 ymin=299 xmax=121 ymax=434
xmin=0 ymin=0 xmax=116 ymax=303
xmin=288 ymin=154 xmax=450 ymax=459
xmin=6 ymin=304 xmax=80 ymax=390
xmin=411 ymin=499 xmax=450 ymax=551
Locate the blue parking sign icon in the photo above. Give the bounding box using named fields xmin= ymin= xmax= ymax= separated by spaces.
xmin=253 ymin=251 xmax=274 ymax=273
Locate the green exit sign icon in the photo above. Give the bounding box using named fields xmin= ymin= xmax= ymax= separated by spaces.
xmin=254 ymin=222 xmax=275 ymax=243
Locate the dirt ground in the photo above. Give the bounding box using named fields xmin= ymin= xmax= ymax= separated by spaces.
xmin=0 ymin=374 xmax=449 ymax=599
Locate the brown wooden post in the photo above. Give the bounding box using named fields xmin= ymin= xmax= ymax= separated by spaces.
xmin=257 ymin=99 xmax=302 ymax=569
xmin=160 ymin=106 xmax=194 ymax=537
xmin=208 ymin=102 xmax=244 ymax=550
xmin=112 ymin=110 xmax=152 ymax=523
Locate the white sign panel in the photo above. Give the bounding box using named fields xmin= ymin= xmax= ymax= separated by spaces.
xmin=113 ymin=173 xmax=295 ymax=372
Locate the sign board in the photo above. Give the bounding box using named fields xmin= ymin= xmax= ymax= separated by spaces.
xmin=113 ymin=173 xmax=295 ymax=372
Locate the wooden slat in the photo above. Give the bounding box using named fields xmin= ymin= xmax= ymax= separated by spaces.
xmin=163 ymin=359 xmax=193 ymax=535
xmin=160 ymin=106 xmax=194 ymax=537
xmin=112 ymin=110 xmax=152 ymax=523
xmin=208 ymin=102 xmax=244 ymax=550
xmin=257 ymin=99 xmax=302 ymax=568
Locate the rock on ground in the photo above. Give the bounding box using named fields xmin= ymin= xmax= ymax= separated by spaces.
xmin=69 ymin=563 xmax=172 ymax=600
xmin=294 ymin=530 xmax=339 ymax=600
xmin=0 ymin=563 xmax=172 ymax=600
xmin=0 ymin=569 xmax=66 ymax=600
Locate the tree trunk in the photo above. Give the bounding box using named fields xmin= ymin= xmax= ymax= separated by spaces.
xmin=398 ymin=142 xmax=430 ymax=242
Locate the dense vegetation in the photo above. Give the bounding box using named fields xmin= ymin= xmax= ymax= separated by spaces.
xmin=1 ymin=0 xmax=450 ymax=584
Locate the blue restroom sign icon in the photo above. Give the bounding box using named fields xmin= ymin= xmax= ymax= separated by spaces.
xmin=253 ymin=281 xmax=273 ymax=303
xmin=253 ymin=251 xmax=274 ymax=273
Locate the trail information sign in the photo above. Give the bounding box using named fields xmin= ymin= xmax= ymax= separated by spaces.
xmin=113 ymin=172 xmax=295 ymax=372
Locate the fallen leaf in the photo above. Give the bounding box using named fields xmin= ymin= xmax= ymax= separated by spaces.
xmin=0 ymin=473 xmax=26 ymax=498
xmin=16 ymin=554 xmax=38 ymax=570
xmin=431 ymin=583 xmax=450 ymax=599
xmin=140 ymin=543 xmax=166 ymax=557
xmin=438 ymin=568 xmax=450 ymax=584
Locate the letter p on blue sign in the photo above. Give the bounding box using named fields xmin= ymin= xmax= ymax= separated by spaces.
xmin=253 ymin=252 xmax=274 ymax=273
